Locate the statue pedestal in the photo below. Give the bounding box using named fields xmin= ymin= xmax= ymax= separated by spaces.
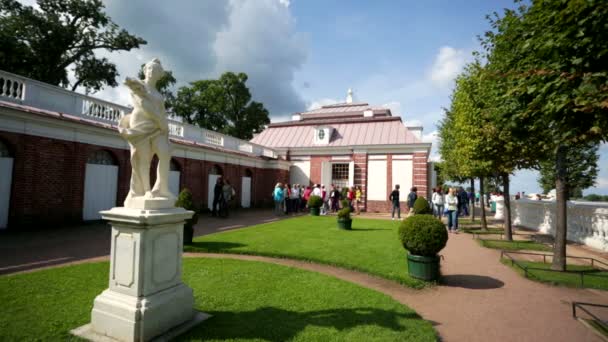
xmin=71 ymin=207 xmax=208 ymax=341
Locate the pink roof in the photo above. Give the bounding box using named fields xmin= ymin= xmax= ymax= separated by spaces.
xmin=251 ymin=118 xmax=422 ymax=148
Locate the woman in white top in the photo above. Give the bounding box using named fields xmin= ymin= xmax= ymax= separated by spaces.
xmin=432 ymin=187 xmax=444 ymax=218
xmin=445 ymin=188 xmax=459 ymax=233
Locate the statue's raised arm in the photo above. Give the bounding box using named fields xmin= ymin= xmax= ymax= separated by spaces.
xmin=118 ymin=58 xmax=175 ymax=209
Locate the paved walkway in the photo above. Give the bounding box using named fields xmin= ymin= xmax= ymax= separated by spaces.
xmin=0 ymin=209 xmax=294 ymax=274
xmin=2 ymin=210 xmax=607 ymax=341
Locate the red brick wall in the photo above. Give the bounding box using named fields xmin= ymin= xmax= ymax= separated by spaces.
xmin=413 ymin=152 xmax=429 ymax=199
xmin=0 ymin=131 xmax=287 ymax=229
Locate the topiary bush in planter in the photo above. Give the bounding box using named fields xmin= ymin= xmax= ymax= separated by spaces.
xmin=175 ymin=188 xmax=198 ymax=245
xmin=337 ymin=207 xmax=352 ymax=230
xmin=412 ymin=197 xmax=432 ymax=215
xmin=398 ymin=214 xmax=448 ymax=281
xmin=308 ymin=195 xmax=322 ymax=216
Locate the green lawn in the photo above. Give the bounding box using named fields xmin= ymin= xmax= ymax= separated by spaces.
xmin=477 ymin=239 xmax=552 ymax=252
xmin=186 ymin=216 xmax=426 ymax=288
xmin=501 ymin=259 xmax=608 ymax=290
xmin=0 ymin=259 xmax=437 ymax=341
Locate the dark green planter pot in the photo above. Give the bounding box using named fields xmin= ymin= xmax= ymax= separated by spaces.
xmin=337 ymin=218 xmax=352 ymax=230
xmin=310 ymin=207 xmax=320 ymax=216
xmin=407 ymin=254 xmax=440 ymax=281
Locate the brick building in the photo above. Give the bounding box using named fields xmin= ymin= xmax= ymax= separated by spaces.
xmin=251 ymin=90 xmax=432 ymax=212
xmin=0 ymin=71 xmax=432 ymax=230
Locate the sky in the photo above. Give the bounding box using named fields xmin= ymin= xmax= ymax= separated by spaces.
xmin=18 ymin=0 xmax=608 ymax=195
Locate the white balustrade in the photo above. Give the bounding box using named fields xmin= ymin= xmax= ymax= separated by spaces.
xmin=0 ymin=75 xmax=26 ymax=100
xmin=204 ymin=131 xmax=224 ymax=146
xmin=168 ymin=121 xmax=184 ymax=137
xmin=0 ymin=69 xmax=277 ymax=158
xmin=511 ymin=199 xmax=608 ymax=251
xmin=238 ymin=143 xmax=253 ymax=153
xmin=263 ymin=149 xmax=275 ymax=158
xmin=81 ymin=99 xmax=123 ymax=122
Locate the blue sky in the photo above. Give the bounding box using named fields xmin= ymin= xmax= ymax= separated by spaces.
xmin=287 ymin=0 xmax=607 ymax=195
xmin=19 ymin=0 xmax=603 ymax=195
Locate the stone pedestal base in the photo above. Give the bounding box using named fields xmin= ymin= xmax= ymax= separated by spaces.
xmin=72 ymin=206 xmax=201 ymax=341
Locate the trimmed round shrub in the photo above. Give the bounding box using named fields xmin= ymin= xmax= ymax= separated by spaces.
xmin=175 ymin=188 xmax=199 ymax=245
xmin=308 ymin=195 xmax=323 ymax=208
xmin=412 ymin=197 xmax=432 ymax=215
xmin=341 ymin=199 xmax=351 ymax=210
xmin=398 ymin=214 xmax=448 ymax=256
xmin=337 ymin=208 xmax=351 ymax=220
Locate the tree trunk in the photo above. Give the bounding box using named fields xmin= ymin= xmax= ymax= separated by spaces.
xmin=502 ymin=172 xmax=513 ymax=241
xmin=552 ymin=145 xmax=568 ymax=271
xmin=470 ymin=178 xmax=475 ymax=222
xmin=480 ymin=176 xmax=488 ymax=231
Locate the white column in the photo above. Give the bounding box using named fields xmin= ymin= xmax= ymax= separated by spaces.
xmin=72 ymin=207 xmax=209 ymax=341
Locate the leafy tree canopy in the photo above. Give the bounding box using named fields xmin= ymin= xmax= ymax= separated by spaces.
xmin=537 ymin=142 xmax=599 ymax=198
xmin=173 ymin=72 xmax=270 ymax=140
xmin=0 ymin=0 xmax=146 ymax=92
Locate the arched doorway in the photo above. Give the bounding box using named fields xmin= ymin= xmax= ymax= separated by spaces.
xmin=241 ymin=169 xmax=253 ymax=208
xmin=207 ymin=165 xmax=223 ymax=210
xmin=0 ymin=141 xmax=13 ymax=229
xmin=169 ymin=159 xmax=181 ymax=197
xmin=83 ymin=150 xmax=118 ymax=220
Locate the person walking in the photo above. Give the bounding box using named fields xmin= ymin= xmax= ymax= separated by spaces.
xmin=220 ymin=178 xmax=234 ymax=217
xmin=389 ymin=184 xmax=401 ymax=220
xmin=347 ymin=186 xmax=355 ymax=211
xmin=331 ymin=186 xmax=341 ymax=213
xmin=283 ymin=184 xmax=291 ymax=215
xmin=212 ymin=177 xmax=224 ymax=217
xmin=302 ymin=185 xmax=312 ymax=211
xmin=290 ymin=184 xmax=300 ymax=214
xmin=432 ymin=187 xmax=444 ymax=218
xmin=273 ymin=183 xmax=284 ymax=215
xmin=446 ymin=187 xmax=459 ymax=233
xmin=355 ymin=186 xmax=362 ymax=215
xmin=407 ymin=187 xmax=418 ymax=213
xmin=320 ymin=185 xmax=328 ymax=215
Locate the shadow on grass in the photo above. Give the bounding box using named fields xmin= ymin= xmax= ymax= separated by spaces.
xmin=179 ymin=306 xmax=425 ymax=341
xmin=441 ymin=274 xmax=505 ymax=289
xmin=185 ymin=241 xmax=246 ymax=252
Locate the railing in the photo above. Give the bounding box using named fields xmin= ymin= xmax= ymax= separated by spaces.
xmin=511 ymin=199 xmax=608 ymax=252
xmin=0 ymin=69 xmax=277 ymax=158
xmin=572 ymin=302 xmax=608 ymax=331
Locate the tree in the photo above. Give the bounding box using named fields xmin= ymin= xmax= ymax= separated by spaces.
xmin=538 ymin=142 xmax=599 ymax=198
xmin=482 ymin=0 xmax=608 ymax=270
xmin=0 ymin=0 xmax=146 ymax=92
xmin=173 ymin=72 xmax=270 ymax=140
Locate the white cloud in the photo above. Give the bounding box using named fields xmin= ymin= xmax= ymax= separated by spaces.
xmin=422 ymin=130 xmax=440 ymax=161
xmin=307 ymin=98 xmax=339 ymax=110
xmin=404 ymin=119 xmax=423 ymax=127
xmin=382 ymin=101 xmax=402 ymax=116
xmin=429 ymin=46 xmax=468 ymax=88
xmin=278 ymin=0 xmax=291 ymax=7
xmin=213 ymin=0 xmax=308 ymax=117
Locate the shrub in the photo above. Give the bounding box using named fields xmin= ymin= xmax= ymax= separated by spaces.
xmin=398 ymin=214 xmax=448 ymax=256
xmin=412 ymin=197 xmax=432 ymax=215
xmin=337 ymin=207 xmax=351 ymax=220
xmin=175 ymin=188 xmax=198 ymax=244
xmin=341 ymin=199 xmax=351 ymax=210
xmin=308 ymin=195 xmax=323 ymax=208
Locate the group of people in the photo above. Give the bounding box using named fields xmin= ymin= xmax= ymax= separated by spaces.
xmin=430 ymin=187 xmax=474 ymax=233
xmin=388 ymin=185 xmax=418 ymax=220
xmin=211 ymin=177 xmax=236 ymax=218
xmin=272 ymin=183 xmax=363 ymax=216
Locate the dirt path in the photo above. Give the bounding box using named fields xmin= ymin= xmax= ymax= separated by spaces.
xmin=187 ymin=231 xmax=608 ymax=342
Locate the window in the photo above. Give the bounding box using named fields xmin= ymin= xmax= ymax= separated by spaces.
xmin=170 ymin=159 xmax=180 ymax=171
xmin=318 ymin=129 xmax=325 ymax=140
xmin=87 ymin=150 xmax=116 ymax=165
xmin=331 ymin=163 xmax=349 ymax=188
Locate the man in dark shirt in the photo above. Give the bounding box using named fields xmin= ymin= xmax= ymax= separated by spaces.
xmin=407 ymin=187 xmax=418 ymax=211
xmin=331 ymin=186 xmax=341 ymax=212
xmin=212 ymin=177 xmax=224 ymax=217
xmin=389 ymin=184 xmax=401 ymax=220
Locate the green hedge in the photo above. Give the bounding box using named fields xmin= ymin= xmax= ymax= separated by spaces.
xmin=398 ymin=214 xmax=447 ymax=256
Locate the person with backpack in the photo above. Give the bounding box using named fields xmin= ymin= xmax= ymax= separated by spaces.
xmin=389 ymin=184 xmax=401 ymax=220
xmin=407 ymin=187 xmax=418 ymax=213
xmin=273 ymin=183 xmax=284 ymax=215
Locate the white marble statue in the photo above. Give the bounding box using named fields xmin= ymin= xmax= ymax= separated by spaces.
xmin=118 ymin=58 xmax=174 ymax=208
